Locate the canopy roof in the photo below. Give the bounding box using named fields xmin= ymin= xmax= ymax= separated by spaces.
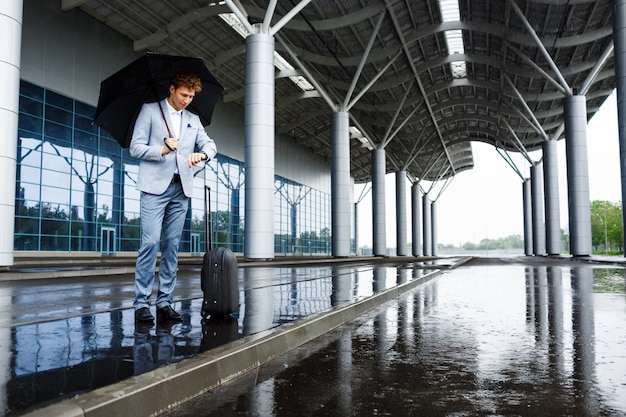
xmin=64 ymin=0 xmax=616 ymax=183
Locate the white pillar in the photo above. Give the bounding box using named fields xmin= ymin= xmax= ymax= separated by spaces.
xmin=411 ymin=183 xmax=422 ymax=256
xmin=523 ymin=179 xmax=533 ymax=256
xmin=543 ymin=140 xmax=561 ymax=255
xmin=372 ymin=149 xmax=386 ymax=256
xmin=0 ymin=1 xmax=22 ymax=266
xmin=244 ymin=32 xmax=275 ymax=259
xmin=531 ymin=163 xmax=546 ymax=255
xmin=431 ymin=200 xmax=438 ymax=256
xmin=564 ymin=95 xmax=592 ymax=256
xmin=422 ymin=194 xmax=432 ymax=256
xmin=395 ymin=171 xmax=407 ymax=256
xmin=331 ymin=111 xmax=351 ymax=256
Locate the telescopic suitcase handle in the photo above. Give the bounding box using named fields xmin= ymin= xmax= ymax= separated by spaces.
xmin=205 ymin=186 xmax=212 ymax=250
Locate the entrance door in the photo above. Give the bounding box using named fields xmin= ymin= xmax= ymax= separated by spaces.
xmin=101 ymin=226 xmax=116 ymax=255
xmin=191 ymin=232 xmax=200 ymax=255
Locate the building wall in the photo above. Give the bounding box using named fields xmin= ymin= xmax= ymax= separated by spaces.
xmin=17 ymin=0 xmax=339 ymax=254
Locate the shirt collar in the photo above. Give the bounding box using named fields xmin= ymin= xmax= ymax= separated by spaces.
xmin=165 ymin=98 xmax=182 ymax=115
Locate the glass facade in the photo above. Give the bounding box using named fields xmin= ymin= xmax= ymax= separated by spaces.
xmin=15 ymin=80 xmax=332 ymax=255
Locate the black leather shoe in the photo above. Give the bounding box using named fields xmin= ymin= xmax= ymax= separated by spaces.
xmin=135 ymin=307 xmax=154 ymax=322
xmin=157 ymin=305 xmax=182 ymax=322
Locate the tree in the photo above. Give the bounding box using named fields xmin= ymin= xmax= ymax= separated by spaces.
xmin=590 ymin=200 xmax=623 ymax=253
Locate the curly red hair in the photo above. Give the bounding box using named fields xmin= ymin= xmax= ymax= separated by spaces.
xmin=170 ymin=69 xmax=202 ymax=93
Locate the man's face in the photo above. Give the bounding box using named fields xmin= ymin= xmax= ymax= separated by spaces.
xmin=168 ymin=85 xmax=195 ymax=111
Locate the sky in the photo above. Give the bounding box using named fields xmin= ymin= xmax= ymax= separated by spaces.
xmin=354 ymin=91 xmax=621 ymax=248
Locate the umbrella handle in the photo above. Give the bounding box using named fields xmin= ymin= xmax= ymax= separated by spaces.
xmin=157 ymin=100 xmax=173 ymax=138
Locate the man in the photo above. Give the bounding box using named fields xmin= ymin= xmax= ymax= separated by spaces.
xmin=130 ymin=69 xmax=217 ymax=323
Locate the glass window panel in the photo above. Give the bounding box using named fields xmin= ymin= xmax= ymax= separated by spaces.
xmin=41 ymin=185 xmax=70 ymax=207
xmin=44 ymin=122 xmax=72 ymax=144
xmin=45 ymin=105 xmax=73 ymax=126
xmin=96 ymin=192 xmax=113 ymax=222
xmin=41 ymin=217 xmax=70 ymax=234
xmin=45 ymin=90 xmax=73 ymax=111
xmin=74 ymin=130 xmax=98 ymax=151
xmin=74 ymin=114 xmax=97 ymax=134
xmin=19 ymin=96 xmax=43 ymax=118
xmin=18 ymin=136 xmax=43 ymax=158
xmin=75 ymin=101 xmax=95 ymax=119
xmin=16 ymin=182 xmax=40 ymax=202
xmin=41 ymin=143 xmax=72 ymax=171
xmin=14 ymin=230 xmax=39 ymax=251
xmin=40 ymin=233 xmax=69 ymax=251
xmin=18 ymin=115 xmax=43 ymax=134
xmin=20 ymin=80 xmax=44 ymax=100
xmin=42 ymin=172 xmax=71 ymax=192
xmin=17 ymin=162 xmax=41 ymax=184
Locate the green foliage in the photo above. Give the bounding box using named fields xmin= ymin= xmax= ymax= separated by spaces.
xmin=590 ymin=200 xmax=623 ymax=253
xmin=593 ymin=268 xmax=626 ymax=294
xmin=461 ymin=234 xmax=524 ymax=251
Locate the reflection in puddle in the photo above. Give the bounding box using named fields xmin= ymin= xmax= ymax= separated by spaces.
xmin=4 ymin=261 xmax=626 ymax=416
xmin=593 ymin=268 xmax=626 ymax=293
xmin=184 ymin=263 xmax=626 ymax=417
xmin=2 ymin=262 xmax=430 ymax=415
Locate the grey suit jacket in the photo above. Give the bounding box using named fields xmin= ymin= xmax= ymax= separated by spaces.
xmin=129 ymin=99 xmax=217 ymax=198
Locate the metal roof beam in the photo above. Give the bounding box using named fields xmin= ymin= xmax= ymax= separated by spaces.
xmin=505 ymin=42 xmax=568 ymax=96
xmin=501 ymin=118 xmax=535 ymax=164
xmin=381 ymin=104 xmax=422 ymax=149
xmin=507 ymin=0 xmax=573 ymax=96
xmin=276 ymin=34 xmax=337 ymax=110
xmin=381 ymin=79 xmax=414 ymax=145
xmin=402 ymin=129 xmax=430 ymax=171
xmin=580 ymin=41 xmax=614 ymax=95
xmin=495 ymin=147 xmax=525 ymax=181
xmin=505 ymin=74 xmax=548 ymax=139
xmin=344 ymin=12 xmax=386 ymax=110
xmin=269 ymin=0 xmax=312 ymax=35
xmin=386 ymin=0 xmax=454 ymax=173
xmin=433 ymin=173 xmax=454 ymax=202
xmin=224 ymin=0 xmax=255 ymax=34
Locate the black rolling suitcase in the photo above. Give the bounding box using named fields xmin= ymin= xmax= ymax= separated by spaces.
xmin=201 ymin=186 xmax=239 ymax=318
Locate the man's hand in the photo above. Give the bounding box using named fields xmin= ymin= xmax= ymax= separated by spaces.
xmin=164 ymin=137 xmax=179 ymax=151
xmin=188 ymin=152 xmax=208 ymax=167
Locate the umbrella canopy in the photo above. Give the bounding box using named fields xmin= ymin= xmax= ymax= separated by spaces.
xmin=93 ymin=53 xmax=224 ymax=148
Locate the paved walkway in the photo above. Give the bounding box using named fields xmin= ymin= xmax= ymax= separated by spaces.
xmin=164 ymin=256 xmax=626 ymax=417
xmin=1 ymin=255 xmax=623 ymax=416
xmin=1 ymin=255 xmax=459 ymax=416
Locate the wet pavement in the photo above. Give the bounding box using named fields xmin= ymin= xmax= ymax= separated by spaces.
xmin=162 ymin=257 xmax=626 ymax=417
xmin=1 ymin=256 xmax=625 ymax=416
xmin=0 ymin=257 xmax=449 ymax=416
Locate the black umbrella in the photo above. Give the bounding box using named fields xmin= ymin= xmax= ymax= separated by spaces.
xmin=93 ymin=53 xmax=224 ymax=148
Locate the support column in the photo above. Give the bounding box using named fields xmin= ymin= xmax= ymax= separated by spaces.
xmin=0 ymin=1 xmax=21 ymax=266
xmin=422 ymin=194 xmax=432 ymax=256
xmin=531 ymin=163 xmax=546 ymax=255
xmin=331 ymin=111 xmax=351 ymax=257
xmin=431 ymin=200 xmax=438 ymax=256
xmin=354 ymin=202 xmax=359 ymax=255
xmin=244 ymin=32 xmax=275 ymax=259
xmin=543 ymin=140 xmax=561 ymax=255
xmin=372 ymin=149 xmax=386 ymax=256
xmin=523 ymin=178 xmax=533 ymax=256
xmin=565 ymin=94 xmax=592 ymax=256
xmin=614 ymin=0 xmax=626 ymax=249
xmin=411 ymin=183 xmax=422 ymax=256
xmin=395 ymin=171 xmax=407 ymax=256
